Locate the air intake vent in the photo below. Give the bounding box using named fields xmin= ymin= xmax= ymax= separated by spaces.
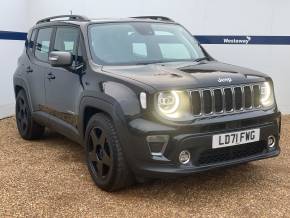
xmin=191 ymin=91 xmax=201 ymax=115
xmin=203 ymin=90 xmax=212 ymax=114
xmin=189 ymin=84 xmax=262 ymax=116
xmin=214 ymin=89 xmax=223 ymax=112
xmin=234 ymin=87 xmax=243 ymax=110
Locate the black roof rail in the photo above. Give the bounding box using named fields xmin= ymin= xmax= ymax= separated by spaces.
xmin=131 ymin=16 xmax=174 ymax=22
xmin=36 ymin=15 xmax=89 ymax=24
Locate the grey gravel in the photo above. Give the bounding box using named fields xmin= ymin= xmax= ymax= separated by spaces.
xmin=0 ymin=116 xmax=289 ymax=217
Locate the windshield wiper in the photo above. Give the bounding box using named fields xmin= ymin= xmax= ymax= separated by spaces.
xmin=193 ymin=56 xmax=211 ymax=62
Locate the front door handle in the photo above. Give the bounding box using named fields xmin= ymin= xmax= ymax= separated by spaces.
xmin=26 ymin=66 xmax=33 ymax=73
xmin=47 ymin=72 xmax=55 ymax=80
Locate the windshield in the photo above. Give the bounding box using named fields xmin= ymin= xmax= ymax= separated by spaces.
xmin=88 ymin=22 xmax=206 ymax=65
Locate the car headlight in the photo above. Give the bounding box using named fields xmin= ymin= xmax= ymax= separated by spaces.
xmin=156 ymin=91 xmax=191 ymax=120
xmin=260 ymin=81 xmax=274 ymax=107
xmin=158 ymin=91 xmax=180 ymax=114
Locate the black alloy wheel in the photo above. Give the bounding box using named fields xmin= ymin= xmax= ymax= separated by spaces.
xmin=15 ymin=90 xmax=45 ymax=139
xmin=16 ymin=94 xmax=29 ymax=134
xmin=85 ymin=114 xmax=134 ymax=191
xmin=87 ymin=127 xmax=113 ymax=180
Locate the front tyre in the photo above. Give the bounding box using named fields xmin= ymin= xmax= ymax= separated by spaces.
xmin=15 ymin=90 xmax=45 ymax=140
xmin=84 ymin=114 xmax=134 ymax=191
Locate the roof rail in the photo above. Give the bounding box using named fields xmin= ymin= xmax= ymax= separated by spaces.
xmin=36 ymin=15 xmax=89 ymax=24
xmin=131 ymin=16 xmax=174 ymax=22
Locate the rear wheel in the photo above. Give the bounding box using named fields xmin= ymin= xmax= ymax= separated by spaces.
xmin=84 ymin=114 xmax=134 ymax=191
xmin=15 ymin=90 xmax=45 ymax=139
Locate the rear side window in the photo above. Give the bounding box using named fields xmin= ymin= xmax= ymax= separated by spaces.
xmin=53 ymin=27 xmax=79 ymax=60
xmin=35 ymin=28 xmax=53 ymax=62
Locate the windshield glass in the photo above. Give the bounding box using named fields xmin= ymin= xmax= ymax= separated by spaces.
xmin=88 ymin=22 xmax=206 ymax=65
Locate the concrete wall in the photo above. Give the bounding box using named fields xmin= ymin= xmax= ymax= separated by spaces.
xmin=1 ymin=0 xmax=289 ymax=118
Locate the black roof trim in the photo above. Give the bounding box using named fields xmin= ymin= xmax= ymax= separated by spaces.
xmin=36 ymin=15 xmax=89 ymax=24
xmin=131 ymin=16 xmax=174 ymax=22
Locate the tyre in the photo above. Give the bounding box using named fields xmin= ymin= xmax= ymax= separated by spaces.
xmin=84 ymin=114 xmax=134 ymax=191
xmin=15 ymin=89 xmax=45 ymax=140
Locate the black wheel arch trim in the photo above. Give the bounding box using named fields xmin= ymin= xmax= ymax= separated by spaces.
xmin=13 ymin=76 xmax=33 ymax=112
xmin=79 ymin=95 xmax=131 ymax=150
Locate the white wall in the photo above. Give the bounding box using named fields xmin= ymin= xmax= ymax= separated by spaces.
xmin=1 ymin=0 xmax=290 ymax=118
xmin=0 ymin=0 xmax=28 ymax=119
xmin=26 ymin=0 xmax=290 ymax=113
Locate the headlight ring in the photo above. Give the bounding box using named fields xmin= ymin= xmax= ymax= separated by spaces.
xmin=157 ymin=91 xmax=180 ymax=114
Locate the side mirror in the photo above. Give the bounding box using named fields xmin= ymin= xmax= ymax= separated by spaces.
xmin=49 ymin=51 xmax=73 ymax=67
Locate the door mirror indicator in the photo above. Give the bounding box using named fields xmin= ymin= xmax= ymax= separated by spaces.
xmin=49 ymin=51 xmax=73 ymax=67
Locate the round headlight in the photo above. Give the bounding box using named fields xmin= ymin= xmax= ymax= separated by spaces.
xmin=260 ymin=82 xmax=274 ymax=107
xmin=157 ymin=91 xmax=180 ymax=114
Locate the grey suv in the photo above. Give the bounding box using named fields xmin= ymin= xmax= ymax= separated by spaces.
xmin=13 ymin=15 xmax=281 ymax=191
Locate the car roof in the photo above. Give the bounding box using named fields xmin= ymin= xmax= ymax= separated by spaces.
xmin=34 ymin=15 xmax=176 ymax=28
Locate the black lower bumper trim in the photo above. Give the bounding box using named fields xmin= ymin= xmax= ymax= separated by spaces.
xmin=197 ymin=141 xmax=267 ymax=166
xmin=134 ymin=148 xmax=280 ymax=178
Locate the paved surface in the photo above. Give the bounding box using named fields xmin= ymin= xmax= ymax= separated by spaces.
xmin=0 ymin=116 xmax=289 ymax=217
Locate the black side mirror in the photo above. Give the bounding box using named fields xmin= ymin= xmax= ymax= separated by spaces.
xmin=49 ymin=51 xmax=73 ymax=67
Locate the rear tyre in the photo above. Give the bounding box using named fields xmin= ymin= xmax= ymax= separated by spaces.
xmin=15 ymin=90 xmax=45 ymax=140
xmin=84 ymin=114 xmax=134 ymax=191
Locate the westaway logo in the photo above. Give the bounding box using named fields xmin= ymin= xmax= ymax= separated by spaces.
xmin=223 ymin=36 xmax=252 ymax=44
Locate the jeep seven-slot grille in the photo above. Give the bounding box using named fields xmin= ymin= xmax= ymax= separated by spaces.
xmin=190 ymin=84 xmax=261 ymax=116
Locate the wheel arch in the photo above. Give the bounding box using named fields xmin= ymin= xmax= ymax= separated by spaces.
xmin=79 ymin=96 xmax=129 ymax=144
xmin=13 ymin=77 xmax=33 ymax=111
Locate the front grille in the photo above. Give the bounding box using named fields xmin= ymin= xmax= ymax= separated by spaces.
xmin=197 ymin=141 xmax=267 ymax=166
xmin=190 ymin=84 xmax=261 ymax=116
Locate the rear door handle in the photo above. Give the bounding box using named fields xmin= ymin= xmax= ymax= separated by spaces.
xmin=26 ymin=66 xmax=33 ymax=73
xmin=47 ymin=72 xmax=55 ymax=80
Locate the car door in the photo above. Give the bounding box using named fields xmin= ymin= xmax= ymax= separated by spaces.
xmin=27 ymin=27 xmax=53 ymax=111
xmin=44 ymin=26 xmax=83 ymax=128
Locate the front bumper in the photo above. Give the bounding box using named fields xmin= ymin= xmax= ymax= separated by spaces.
xmin=120 ymin=110 xmax=281 ymax=178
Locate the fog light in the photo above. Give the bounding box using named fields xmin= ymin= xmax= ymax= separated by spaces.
xmin=267 ymin=135 xmax=276 ymax=148
xmin=179 ymin=150 xmax=191 ymax=164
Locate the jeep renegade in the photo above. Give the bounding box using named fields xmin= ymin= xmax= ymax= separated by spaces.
xmin=13 ymin=15 xmax=281 ymax=191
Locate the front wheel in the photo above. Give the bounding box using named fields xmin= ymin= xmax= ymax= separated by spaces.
xmin=15 ymin=90 xmax=45 ymax=140
xmin=84 ymin=114 xmax=134 ymax=191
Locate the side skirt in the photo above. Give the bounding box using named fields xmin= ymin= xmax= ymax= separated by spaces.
xmin=32 ymin=111 xmax=82 ymax=145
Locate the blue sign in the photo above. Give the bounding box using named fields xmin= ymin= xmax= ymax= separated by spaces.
xmin=195 ymin=35 xmax=290 ymax=45
xmin=1 ymin=30 xmax=290 ymax=45
xmin=0 ymin=31 xmax=27 ymax=41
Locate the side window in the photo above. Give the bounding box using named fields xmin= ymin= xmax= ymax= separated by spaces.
xmin=53 ymin=27 xmax=79 ymax=62
xmin=35 ymin=28 xmax=53 ymax=62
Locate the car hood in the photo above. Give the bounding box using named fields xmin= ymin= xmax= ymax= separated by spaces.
xmin=102 ymin=61 xmax=269 ymax=91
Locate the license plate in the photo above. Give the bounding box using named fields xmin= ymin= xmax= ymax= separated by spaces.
xmin=212 ymin=128 xmax=260 ymax=149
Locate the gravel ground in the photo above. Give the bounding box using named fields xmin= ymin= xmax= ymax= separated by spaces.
xmin=0 ymin=116 xmax=289 ymax=218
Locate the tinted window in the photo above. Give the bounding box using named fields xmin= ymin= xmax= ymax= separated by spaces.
xmin=159 ymin=43 xmax=191 ymax=59
xmin=53 ymin=27 xmax=79 ymax=60
xmin=132 ymin=43 xmax=147 ymax=57
xmin=88 ymin=22 xmax=205 ymax=65
xmin=35 ymin=28 xmax=53 ymax=62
